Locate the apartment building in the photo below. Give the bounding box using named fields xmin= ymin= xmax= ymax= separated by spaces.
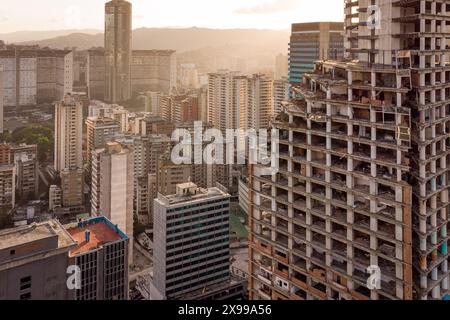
xmin=11 ymin=144 xmax=39 ymax=200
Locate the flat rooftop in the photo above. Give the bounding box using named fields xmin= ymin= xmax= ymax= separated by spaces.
xmin=0 ymin=220 xmax=76 ymax=252
xmin=66 ymin=217 xmax=127 ymax=257
xmin=156 ymin=184 xmax=230 ymax=207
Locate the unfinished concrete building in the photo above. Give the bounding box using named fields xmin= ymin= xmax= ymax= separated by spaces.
xmin=248 ymin=0 xmax=450 ymax=300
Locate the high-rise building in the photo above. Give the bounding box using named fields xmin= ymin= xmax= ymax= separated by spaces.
xmin=288 ymin=22 xmax=344 ymax=87
xmin=87 ymin=48 xmax=106 ymax=101
xmin=49 ymin=185 xmax=62 ymax=212
xmin=273 ymin=78 xmax=290 ymax=116
xmin=85 ymin=116 xmax=120 ymax=177
xmin=54 ymin=94 xmax=83 ymax=172
xmin=247 ymin=74 xmax=274 ymax=130
xmin=105 ymin=0 xmax=132 ymax=103
xmin=0 ymin=220 xmax=77 ymax=300
xmin=0 ymin=47 xmax=73 ymax=109
xmin=131 ymin=50 xmax=177 ymax=95
xmin=249 ymin=0 xmax=450 ymax=301
xmin=54 ymin=94 xmax=84 ymax=212
xmin=91 ymin=142 xmax=134 ymax=264
xmin=207 ymin=70 xmax=248 ymax=132
xmin=275 ymin=54 xmax=289 ymax=80
xmin=150 ymin=183 xmax=232 ymax=299
xmin=11 ymin=144 xmax=39 ymax=201
xmin=66 ymin=216 xmax=129 ymax=300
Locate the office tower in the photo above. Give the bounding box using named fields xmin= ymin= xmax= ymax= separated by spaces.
xmin=0 ymin=220 xmax=77 ymax=300
xmin=288 ymin=22 xmax=344 ymax=87
xmin=66 ymin=216 xmax=129 ymax=300
xmin=49 ymin=185 xmax=62 ymax=212
xmin=275 ymin=54 xmax=289 ymax=80
xmin=247 ymin=74 xmax=274 ymax=130
xmin=105 ymin=0 xmax=132 ymax=103
xmin=87 ymin=48 xmax=106 ymax=101
xmin=248 ymin=0 xmax=450 ymax=301
xmin=85 ymin=116 xmax=120 ymax=177
xmin=11 ymin=144 xmax=39 ymax=201
xmin=92 ymin=142 xmax=133 ymax=264
xmin=273 ymin=78 xmax=290 ymax=116
xmin=131 ymin=50 xmax=177 ymax=95
xmin=150 ymin=183 xmax=232 ymax=299
xmin=54 ymin=94 xmax=83 ymax=172
xmin=0 ymin=65 xmax=3 ymax=133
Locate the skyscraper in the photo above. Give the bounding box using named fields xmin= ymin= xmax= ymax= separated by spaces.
xmin=54 ymin=94 xmax=84 ymax=211
xmin=91 ymin=141 xmax=134 ymax=264
xmin=150 ymin=182 xmax=232 ymax=300
xmin=249 ymin=0 xmax=450 ymax=301
xmin=105 ymin=0 xmax=132 ymax=103
xmin=288 ymin=22 xmax=344 ymax=87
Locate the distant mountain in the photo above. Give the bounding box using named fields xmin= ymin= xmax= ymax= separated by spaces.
xmin=0 ymin=29 xmax=101 ymax=44
xmin=7 ymin=27 xmax=289 ymax=53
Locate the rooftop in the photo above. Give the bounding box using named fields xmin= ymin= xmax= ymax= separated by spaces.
xmin=0 ymin=220 xmax=76 ymax=252
xmin=156 ymin=183 xmax=230 ymax=207
xmin=66 ymin=217 xmax=128 ymax=257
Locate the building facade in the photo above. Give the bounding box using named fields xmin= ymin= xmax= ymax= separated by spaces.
xmin=151 ymin=183 xmax=231 ymax=299
xmin=288 ymin=22 xmax=344 ymax=87
xmin=11 ymin=144 xmax=39 ymax=201
xmin=105 ymin=0 xmax=132 ymax=103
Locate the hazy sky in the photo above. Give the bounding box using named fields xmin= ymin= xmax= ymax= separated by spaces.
xmin=0 ymin=0 xmax=343 ymax=33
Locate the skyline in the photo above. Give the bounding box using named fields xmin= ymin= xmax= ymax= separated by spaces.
xmin=0 ymin=0 xmax=343 ymax=33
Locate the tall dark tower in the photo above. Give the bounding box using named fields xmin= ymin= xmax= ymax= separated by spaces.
xmin=105 ymin=0 xmax=132 ymax=103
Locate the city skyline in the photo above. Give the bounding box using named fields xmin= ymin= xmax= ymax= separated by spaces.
xmin=0 ymin=0 xmax=343 ymax=33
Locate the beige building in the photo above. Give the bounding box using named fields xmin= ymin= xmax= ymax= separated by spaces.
xmin=0 ymin=66 xmax=3 ymax=133
xmin=54 ymin=94 xmax=84 ymax=211
xmin=92 ymin=142 xmax=134 ymax=263
xmin=11 ymin=144 xmax=39 ymax=201
xmin=0 ymin=164 xmax=15 ymax=214
xmin=247 ymin=74 xmax=274 ymax=130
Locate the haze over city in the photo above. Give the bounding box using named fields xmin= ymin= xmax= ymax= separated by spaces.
xmin=0 ymin=0 xmax=343 ymax=32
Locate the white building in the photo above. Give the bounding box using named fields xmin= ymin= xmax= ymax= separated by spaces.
xmin=150 ymin=183 xmax=231 ymax=300
xmin=92 ymin=141 xmax=134 ymax=264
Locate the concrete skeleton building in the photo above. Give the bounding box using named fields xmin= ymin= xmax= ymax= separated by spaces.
xmin=105 ymin=0 xmax=132 ymax=103
xmin=248 ymin=0 xmax=450 ymax=301
xmin=288 ymin=22 xmax=344 ymax=87
xmin=150 ymin=183 xmax=232 ymax=299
